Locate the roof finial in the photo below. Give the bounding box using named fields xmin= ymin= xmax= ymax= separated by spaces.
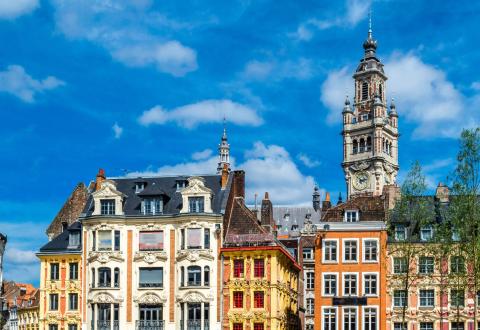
xmin=222 ymin=114 xmax=227 ymax=140
xmin=368 ymin=9 xmax=372 ymax=39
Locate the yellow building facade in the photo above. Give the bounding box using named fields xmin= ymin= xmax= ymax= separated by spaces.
xmin=37 ymin=222 xmax=83 ymax=330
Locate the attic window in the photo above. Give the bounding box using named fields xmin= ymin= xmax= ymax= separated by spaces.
xmin=176 ymin=180 xmax=187 ymax=191
xmin=420 ymin=225 xmax=433 ymax=241
xmin=142 ymin=198 xmax=163 ymax=215
xmin=345 ymin=211 xmax=359 ymax=222
xmin=395 ymin=225 xmax=407 ymax=241
xmin=135 ymin=182 xmax=146 ymax=193
xmin=68 ymin=232 xmax=80 ymax=248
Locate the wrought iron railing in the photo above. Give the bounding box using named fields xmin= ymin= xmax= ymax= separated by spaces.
xmin=136 ymin=320 xmax=165 ymax=330
xmin=186 ymin=320 xmax=201 ymax=330
xmin=96 ymin=321 xmax=119 ymax=330
xmin=204 ymin=320 xmax=210 ymax=330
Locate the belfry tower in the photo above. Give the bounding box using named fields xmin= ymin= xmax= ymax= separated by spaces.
xmin=217 ymin=120 xmax=231 ymax=174
xmin=342 ymin=19 xmax=399 ymax=199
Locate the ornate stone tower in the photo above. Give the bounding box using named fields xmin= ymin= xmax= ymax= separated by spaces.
xmin=342 ymin=21 xmax=399 ymax=199
xmin=0 ymin=233 xmax=6 ymax=289
xmin=216 ymin=120 xmax=231 ymax=174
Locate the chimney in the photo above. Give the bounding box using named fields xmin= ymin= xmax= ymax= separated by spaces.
xmin=435 ymin=182 xmax=449 ymax=203
xmin=322 ymin=192 xmax=332 ymax=210
xmin=313 ymin=186 xmax=320 ymax=212
xmin=95 ymin=168 xmax=106 ymax=191
xmin=221 ymin=163 xmax=229 ymax=190
xmin=232 ymin=170 xmax=245 ymax=199
xmin=261 ymin=192 xmax=275 ymax=229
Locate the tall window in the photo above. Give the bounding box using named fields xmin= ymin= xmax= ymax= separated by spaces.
xmin=451 ymin=290 xmax=465 ymax=307
xmin=114 ymin=267 xmax=120 ymax=287
xmin=234 ymin=259 xmax=244 ymax=278
xmin=344 ymin=241 xmax=357 ymax=262
xmin=233 ymin=291 xmax=243 ymax=308
xmin=100 ymin=199 xmax=115 ymax=215
xmin=187 ymin=228 xmax=202 ymax=249
xmin=345 ymin=211 xmax=358 ymax=222
xmin=451 ymin=323 xmax=464 ymax=330
xmin=188 ymin=197 xmax=204 ymax=213
xmin=253 ymin=291 xmax=264 ymax=308
xmin=254 ymin=324 xmax=264 ymax=330
xmin=344 ymin=308 xmax=356 ymax=330
xmin=366 ymin=136 xmax=372 ymax=151
xmin=303 ymin=248 xmax=314 ymax=260
xmin=98 ymin=267 xmax=111 ymax=287
xmin=419 ymin=289 xmax=434 ymax=307
xmin=254 ymin=259 xmax=264 ymax=278
xmin=419 ymin=257 xmax=434 ymax=274
xmin=204 ymin=266 xmax=210 ymax=286
xmin=323 ymin=308 xmax=336 ymax=330
xmin=393 ymin=257 xmax=407 ymax=274
xmin=98 ymin=230 xmax=112 ymax=251
xmin=187 ymin=266 xmax=201 ymax=286
xmin=393 ymin=290 xmax=407 ymax=307
xmin=323 ymin=274 xmax=337 ymax=296
xmin=323 ymin=241 xmax=337 ymax=262
xmin=204 ymin=228 xmax=210 ymax=249
xmin=420 ymin=323 xmax=433 ymax=330
xmin=364 ymin=240 xmax=377 ymax=262
xmin=364 ymin=274 xmax=377 ymax=295
xmin=50 ymin=263 xmax=59 ymax=280
xmin=69 ymin=263 xmax=78 ymax=280
xmin=49 ymin=325 xmax=58 ymax=330
xmin=233 ymin=324 xmax=243 ymax=330
xmin=142 ymin=198 xmax=163 ymax=215
xmin=114 ymin=230 xmax=120 ymax=251
xmin=394 ymin=323 xmax=407 ymax=330
xmin=139 ymin=268 xmax=163 ymax=288
xmin=361 ymin=81 xmax=368 ymax=101
xmin=68 ymin=325 xmax=78 ymax=330
xmin=49 ymin=294 xmax=58 ymax=310
xmin=306 ymin=298 xmax=314 ymax=315
xmin=451 ymin=256 xmax=465 ymax=274
xmin=139 ymin=231 xmax=164 ymax=251
xmin=69 ymin=293 xmax=78 ymax=310
xmin=353 ymin=140 xmax=358 ymax=154
xmin=364 ymin=308 xmax=377 ymax=330
xmin=306 ymin=272 xmax=315 ymax=290
xmin=344 ymin=274 xmax=357 ymax=296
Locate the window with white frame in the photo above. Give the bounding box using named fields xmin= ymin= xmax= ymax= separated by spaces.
xmin=303 ymin=248 xmax=314 ymax=261
xmin=98 ymin=230 xmax=113 ymax=251
xmin=344 ymin=274 xmax=357 ymax=296
xmin=364 ymin=240 xmax=377 ymax=262
xmin=100 ymin=199 xmax=115 ymax=215
xmin=323 ymin=274 xmax=337 ymax=296
xmin=393 ymin=257 xmax=407 ymax=274
xmin=393 ymin=290 xmax=407 ymax=307
xmin=306 ymin=272 xmax=315 ymax=290
xmin=323 ymin=241 xmax=337 ymax=262
xmin=142 ymin=198 xmax=163 ymax=215
xmin=343 ymin=308 xmax=356 ymax=330
xmin=187 ymin=228 xmax=202 ymax=249
xmin=364 ymin=274 xmax=377 ymax=296
xmin=418 ymin=257 xmax=434 ymax=274
xmin=420 ymin=225 xmax=433 ymax=241
xmin=306 ymin=298 xmax=314 ymax=315
xmin=323 ymin=308 xmax=336 ymax=330
xmin=394 ymin=323 xmax=407 ymax=330
xmin=364 ymin=307 xmax=377 ymax=330
xmin=344 ymin=241 xmax=357 ymax=262
xmin=420 ymin=323 xmax=433 ymax=330
xmin=419 ymin=289 xmax=434 ymax=307
xmin=345 ymin=211 xmax=359 ymax=222
xmin=394 ymin=225 xmax=406 ymax=241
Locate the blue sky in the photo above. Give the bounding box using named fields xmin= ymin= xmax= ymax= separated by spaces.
xmin=0 ymin=0 xmax=479 ymax=284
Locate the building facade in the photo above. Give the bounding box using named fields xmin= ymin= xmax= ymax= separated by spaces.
xmin=0 ymin=233 xmax=6 ymax=327
xmin=37 ymin=222 xmax=83 ymax=330
xmin=221 ymin=172 xmax=301 ymax=330
xmin=17 ymin=289 xmax=40 ymax=330
xmin=80 ymin=169 xmax=231 ymax=330
xmin=2 ymin=282 xmax=38 ymax=330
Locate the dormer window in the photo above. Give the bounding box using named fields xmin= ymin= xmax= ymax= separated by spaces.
xmin=142 ymin=198 xmax=163 ymax=215
xmin=68 ymin=232 xmax=80 ymax=248
xmin=345 ymin=211 xmax=359 ymax=222
xmin=420 ymin=225 xmax=433 ymax=241
xmin=176 ymin=180 xmax=187 ymax=191
xmin=135 ymin=182 xmax=146 ymax=193
xmin=100 ymin=199 xmax=115 ymax=215
xmin=395 ymin=225 xmax=407 ymax=241
xmin=291 ymin=224 xmax=299 ymax=231
xmin=188 ymin=197 xmax=204 ymax=213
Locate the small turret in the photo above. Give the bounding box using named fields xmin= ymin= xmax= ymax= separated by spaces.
xmin=217 ymin=118 xmax=231 ymax=174
xmin=337 ymin=192 xmax=343 ymax=205
xmin=313 ymin=186 xmax=321 ymax=212
xmin=322 ymin=192 xmax=332 ymax=210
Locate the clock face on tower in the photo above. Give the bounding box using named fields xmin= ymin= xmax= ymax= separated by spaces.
xmin=353 ymin=171 xmax=370 ymax=191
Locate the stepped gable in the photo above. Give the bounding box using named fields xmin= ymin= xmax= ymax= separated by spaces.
xmin=46 ymin=182 xmax=88 ymax=240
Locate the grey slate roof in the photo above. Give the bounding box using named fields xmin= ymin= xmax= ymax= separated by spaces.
xmin=272 ymin=207 xmax=321 ymax=237
xmin=83 ymin=174 xmax=231 ymax=217
xmin=38 ymin=221 xmax=82 ymax=253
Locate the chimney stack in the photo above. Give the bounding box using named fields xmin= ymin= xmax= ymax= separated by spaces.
xmin=95 ymin=169 xmax=106 ymax=191
xmin=261 ymin=192 xmax=275 ymax=229
xmin=221 ymin=163 xmax=229 ymax=190
xmin=232 ymin=170 xmax=245 ymax=200
xmin=435 ymin=183 xmax=449 ymax=203
xmin=322 ymin=192 xmax=332 ymax=210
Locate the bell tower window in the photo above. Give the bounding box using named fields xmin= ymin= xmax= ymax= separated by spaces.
xmin=379 ymin=84 xmax=383 ymax=100
xmin=361 ymin=81 xmax=368 ymax=100
xmin=352 ymin=140 xmax=358 ymax=154
xmin=366 ymin=136 xmax=372 ymax=152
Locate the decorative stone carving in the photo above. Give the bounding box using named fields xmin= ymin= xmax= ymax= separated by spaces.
xmin=89 ymin=292 xmax=123 ymax=304
xmin=88 ymin=251 xmax=124 ymax=263
xmin=350 ymin=161 xmax=370 ymax=172
xmin=134 ymin=292 xmax=166 ymax=305
xmin=134 ymin=251 xmax=168 ymax=264
xmin=176 ymin=291 xmax=212 ymax=303
xmin=138 ymin=224 xmax=164 ymax=231
xmin=179 ymin=177 xmax=213 ymax=213
xmin=176 ymin=249 xmax=214 ymax=262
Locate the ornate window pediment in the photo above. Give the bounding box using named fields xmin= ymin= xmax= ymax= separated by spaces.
xmin=180 ymin=177 xmax=213 ymax=213
xmin=92 ymin=180 xmax=125 ymax=216
xmin=176 ymin=291 xmax=213 ymax=303
xmin=134 ymin=292 xmax=167 ymax=305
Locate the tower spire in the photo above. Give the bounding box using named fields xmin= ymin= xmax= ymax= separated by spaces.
xmin=217 ymin=118 xmax=231 ymax=174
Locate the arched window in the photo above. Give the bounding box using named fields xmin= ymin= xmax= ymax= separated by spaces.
xmin=114 ymin=268 xmax=120 ymax=287
xmin=98 ymin=267 xmax=111 ymax=287
xmin=389 ymin=142 xmax=393 ymax=156
xmin=362 ymin=81 xmax=368 ymax=100
xmin=352 ymin=140 xmax=358 ymax=154
xmin=366 ymin=136 xmax=372 ymax=152
xmin=187 ymin=266 xmax=201 ymax=286
xmin=359 ymin=138 xmax=365 ymax=153
xmin=204 ymin=266 xmax=210 ymax=286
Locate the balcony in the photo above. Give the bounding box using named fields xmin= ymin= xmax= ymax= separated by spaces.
xmin=180 ymin=320 xmax=203 ymax=330
xmin=136 ymin=320 xmax=165 ymax=330
xmin=96 ymin=321 xmax=119 ymax=330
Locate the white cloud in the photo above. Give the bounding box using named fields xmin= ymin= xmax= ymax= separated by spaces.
xmin=51 ymin=1 xmax=197 ymax=77
xmin=0 ymin=0 xmax=39 ymax=19
xmin=320 ymin=52 xmax=479 ymax=139
xmin=0 ymin=65 xmax=65 ymax=103
xmin=4 ymin=247 xmax=37 ymax=265
xmin=129 ymin=142 xmax=318 ymax=205
xmin=112 ymin=122 xmax=123 ymax=139
xmin=138 ymin=99 xmax=263 ymax=129
xmin=297 ymin=153 xmax=321 ymax=168
xmin=192 ymin=149 xmax=213 ymax=161
xmin=242 ymin=58 xmax=313 ymax=82
xmin=292 ymin=0 xmax=371 ymax=41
